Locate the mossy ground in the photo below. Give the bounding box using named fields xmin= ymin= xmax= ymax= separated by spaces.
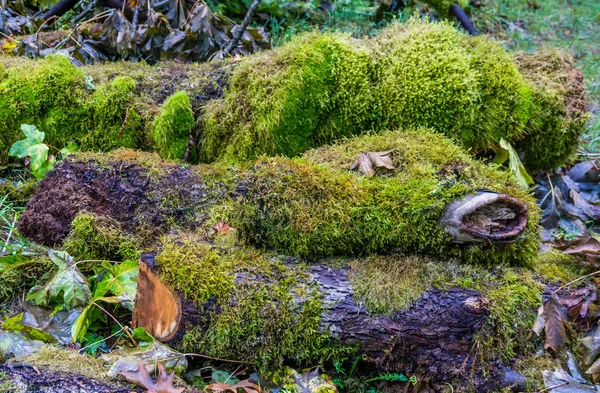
xmin=0 ymin=255 xmax=55 ymax=303
xmin=211 ymin=129 xmax=540 ymax=265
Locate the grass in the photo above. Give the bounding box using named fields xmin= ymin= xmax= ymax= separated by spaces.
xmin=469 ymin=0 xmax=600 ymax=155
xmin=0 ymin=195 xmax=31 ymax=257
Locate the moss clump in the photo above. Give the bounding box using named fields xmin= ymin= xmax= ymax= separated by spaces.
xmin=152 ymin=91 xmax=195 ymax=160
xmin=515 ymin=49 xmax=588 ymax=169
xmin=213 ymin=129 xmax=539 ymax=266
xmin=13 ymin=345 xmax=110 ymax=382
xmin=0 ymin=255 xmax=56 ymax=302
xmin=201 ymin=17 xmax=586 ymax=169
xmin=0 ymin=179 xmax=38 ymax=204
xmin=201 ymin=32 xmax=374 ymax=162
xmin=63 ymin=212 xmax=140 ymax=261
xmin=534 ymin=248 xmax=584 ymax=283
xmin=157 ymin=234 xmax=351 ymax=371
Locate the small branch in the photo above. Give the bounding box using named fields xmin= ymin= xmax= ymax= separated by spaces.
xmin=223 ymin=0 xmax=261 ymax=55
xmin=449 ymin=4 xmax=479 ymax=35
xmin=182 ymin=128 xmax=194 ymax=163
xmin=552 ymin=270 xmax=600 ymax=295
xmin=72 ymin=0 xmax=97 ymax=24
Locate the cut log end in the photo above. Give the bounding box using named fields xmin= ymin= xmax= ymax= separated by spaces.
xmin=441 ymin=192 xmax=528 ymax=243
xmin=132 ymin=262 xmax=182 ymax=342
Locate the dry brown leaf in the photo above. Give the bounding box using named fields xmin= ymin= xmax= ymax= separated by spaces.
xmin=206 ymin=379 xmax=262 ymax=393
xmin=213 ymin=221 xmax=231 ymax=235
xmin=564 ymin=238 xmax=600 ymax=256
xmin=350 ymin=151 xmax=395 ymax=177
xmin=544 ymin=295 xmax=570 ymax=352
xmin=120 ymin=362 xmax=184 ymax=393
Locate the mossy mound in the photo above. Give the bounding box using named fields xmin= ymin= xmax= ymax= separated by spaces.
xmin=213 ymin=129 xmax=540 ymax=265
xmin=0 ymin=18 xmax=587 ymax=169
xmin=0 ymin=55 xmax=227 ymax=163
xmin=201 ymin=18 xmax=587 ymax=169
xmin=0 ymin=255 xmax=56 ymax=302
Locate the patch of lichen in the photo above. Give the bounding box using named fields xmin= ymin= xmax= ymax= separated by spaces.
xmin=63 ymin=212 xmax=140 ymax=261
xmin=214 ymin=129 xmax=539 ymax=266
xmin=152 ymin=92 xmax=195 ymax=160
xmin=0 ymin=255 xmax=56 ymax=302
xmin=515 ymin=49 xmax=589 ymax=169
xmin=157 ymin=233 xmax=351 ymax=371
xmin=201 ymin=31 xmax=374 ymax=162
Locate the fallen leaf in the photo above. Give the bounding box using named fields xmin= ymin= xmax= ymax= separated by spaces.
xmin=532 ymin=295 xmax=570 ymax=352
xmin=350 ymin=151 xmax=395 ymax=177
xmin=120 ymin=362 xmax=184 ymax=393
xmin=543 ymin=367 xmax=597 ymax=392
xmin=213 ymin=221 xmax=231 ymax=235
xmin=564 ymin=238 xmax=600 ymax=256
xmin=207 ymin=379 xmax=262 ymax=393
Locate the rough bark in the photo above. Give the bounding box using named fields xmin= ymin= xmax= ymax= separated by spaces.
xmin=0 ymin=364 xmax=138 ymax=393
xmin=132 ymin=261 xmax=497 ymax=387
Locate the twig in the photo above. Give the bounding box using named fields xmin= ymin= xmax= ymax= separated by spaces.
xmin=73 ymin=0 xmax=98 ymax=24
xmin=553 ymin=270 xmax=600 ymax=295
xmin=449 ymin=4 xmax=479 ymax=35
xmin=183 ymin=352 xmax=248 ymax=364
xmin=182 ymin=128 xmax=194 ymax=163
xmin=78 ymin=325 xmax=126 ymax=353
xmin=92 ymin=302 xmax=136 ymax=344
xmin=223 ymin=0 xmax=261 ymax=55
xmin=535 ymin=381 xmax=569 ymax=393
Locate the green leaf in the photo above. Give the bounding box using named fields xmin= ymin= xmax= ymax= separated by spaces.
xmin=2 ymin=313 xmax=56 ymax=343
xmin=8 ymin=124 xmax=50 ymax=177
xmin=0 ymin=331 xmax=43 ymax=360
xmin=94 ymin=261 xmax=138 ymax=310
xmin=27 ymin=266 xmax=92 ymax=310
xmin=47 ymin=249 xmax=74 ymax=270
xmin=71 ymin=303 xmax=94 ymax=342
xmin=59 ymin=142 xmax=78 ymax=157
xmin=495 ymin=138 xmax=533 ymax=190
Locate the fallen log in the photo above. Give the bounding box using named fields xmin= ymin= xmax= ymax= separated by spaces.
xmin=0 ymin=364 xmax=137 ymax=393
xmin=18 ymin=129 xmax=540 ymax=266
xmin=0 ymin=18 xmax=587 ymax=169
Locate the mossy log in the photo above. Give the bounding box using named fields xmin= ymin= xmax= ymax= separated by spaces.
xmin=0 ymin=18 xmax=587 ymax=169
xmin=0 ymin=364 xmax=136 ymax=393
xmin=18 ymin=130 xmax=540 ymax=266
xmin=132 ymin=258 xmax=503 ymax=388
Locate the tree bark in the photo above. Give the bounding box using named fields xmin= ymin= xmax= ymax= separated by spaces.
xmin=0 ymin=364 xmax=139 ymax=393
xmin=132 ymin=260 xmax=496 ymax=386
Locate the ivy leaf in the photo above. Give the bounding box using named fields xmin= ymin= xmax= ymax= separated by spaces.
xmin=59 ymin=142 xmax=79 ymax=157
xmin=27 ymin=266 xmax=92 ymax=310
xmin=494 ymin=138 xmax=533 ymax=189
xmin=350 ymin=151 xmax=396 ymax=177
xmin=94 ymin=261 xmax=138 ymax=309
xmin=8 ymin=124 xmax=50 ymax=177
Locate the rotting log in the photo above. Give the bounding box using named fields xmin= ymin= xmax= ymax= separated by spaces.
xmin=0 ymin=364 xmax=138 ymax=393
xmin=131 ymin=258 xmax=516 ymax=390
xmin=18 ymin=129 xmax=539 ymax=266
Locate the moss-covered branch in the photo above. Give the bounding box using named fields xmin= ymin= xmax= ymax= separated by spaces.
xmin=0 ymin=17 xmax=587 ymax=169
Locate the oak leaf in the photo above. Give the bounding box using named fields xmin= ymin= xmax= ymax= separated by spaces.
xmin=533 ymin=295 xmax=570 ymax=352
xmin=350 ymin=151 xmax=395 ymax=177
xmin=120 ymin=362 xmax=184 ymax=393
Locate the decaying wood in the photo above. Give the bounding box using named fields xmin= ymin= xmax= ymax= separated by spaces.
xmin=441 ymin=192 xmax=528 ymax=243
xmin=0 ymin=364 xmax=138 ymax=393
xmin=132 ymin=261 xmax=497 ymax=386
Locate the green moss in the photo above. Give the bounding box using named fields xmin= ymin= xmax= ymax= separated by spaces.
xmin=0 ymin=179 xmax=38 ymax=204
xmin=157 ymin=234 xmax=352 ymax=371
xmin=535 ymin=248 xmax=584 ymax=283
xmin=201 ymin=32 xmax=374 ymax=162
xmin=152 ymin=91 xmax=194 ymax=160
xmin=63 ymin=212 xmax=140 ymax=261
xmin=516 ymin=49 xmax=589 ymax=169
xmin=0 ymin=255 xmax=56 ymax=302
xmin=213 ymin=129 xmax=540 ymax=266
xmin=0 ymin=55 xmax=86 ymax=163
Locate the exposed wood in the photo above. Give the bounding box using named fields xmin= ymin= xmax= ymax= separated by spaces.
xmin=132 ymin=261 xmax=182 ymax=342
xmin=441 ymin=192 xmax=528 ymax=243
